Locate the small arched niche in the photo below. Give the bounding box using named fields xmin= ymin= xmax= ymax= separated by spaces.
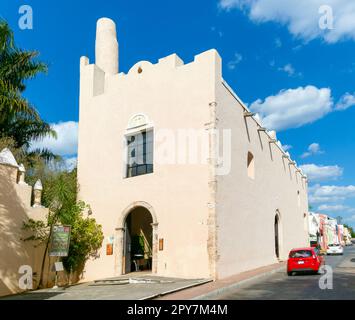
xmin=247 ymin=152 xmax=255 ymax=180
xmin=128 ymin=61 xmax=153 ymax=75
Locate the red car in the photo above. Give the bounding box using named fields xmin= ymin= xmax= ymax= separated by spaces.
xmin=287 ymin=247 xmax=325 ymax=276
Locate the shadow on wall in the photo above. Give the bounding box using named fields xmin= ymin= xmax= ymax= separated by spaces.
xmin=0 ymin=166 xmax=45 ymax=297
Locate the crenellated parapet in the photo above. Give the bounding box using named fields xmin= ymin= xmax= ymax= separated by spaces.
xmin=0 ymin=148 xmax=47 ymax=209
xmin=79 ymin=17 xmax=222 ymax=99
xmin=0 ymin=148 xmax=49 ymax=297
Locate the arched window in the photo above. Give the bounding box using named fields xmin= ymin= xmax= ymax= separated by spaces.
xmin=247 ymin=152 xmax=255 ymax=179
xmin=126 ymin=130 xmax=154 ymax=178
xmin=125 ymin=114 xmax=154 ymax=178
xmin=297 ymin=190 xmax=301 ymax=207
xmin=275 ymin=214 xmax=280 ymax=259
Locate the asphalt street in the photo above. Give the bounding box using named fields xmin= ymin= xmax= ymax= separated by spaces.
xmin=217 ymin=245 xmax=355 ymax=300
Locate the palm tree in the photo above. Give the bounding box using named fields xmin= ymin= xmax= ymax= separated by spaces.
xmin=0 ymin=19 xmax=57 ymax=160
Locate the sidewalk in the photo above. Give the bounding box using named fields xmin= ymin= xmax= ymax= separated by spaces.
xmin=1 ymin=274 xmax=211 ymax=300
xmin=155 ymin=262 xmax=286 ymax=300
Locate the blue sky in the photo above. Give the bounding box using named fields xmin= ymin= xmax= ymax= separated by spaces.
xmin=1 ymin=0 xmax=355 ymax=227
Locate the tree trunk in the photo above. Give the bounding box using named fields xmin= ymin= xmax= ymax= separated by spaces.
xmin=37 ymin=223 xmax=54 ymax=289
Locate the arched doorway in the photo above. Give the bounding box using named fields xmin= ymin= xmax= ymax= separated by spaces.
xmin=123 ymin=206 xmax=153 ymax=273
xmin=274 ymin=214 xmax=280 ymax=259
xmin=115 ymin=202 xmax=158 ymax=275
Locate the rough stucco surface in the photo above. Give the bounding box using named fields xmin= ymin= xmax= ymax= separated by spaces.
xmin=215 ymin=82 xmax=309 ymax=279
xmin=0 ymin=164 xmax=48 ymax=297
xmin=78 ymin=51 xmax=220 ymax=280
xmin=77 ymin=18 xmax=309 ymax=282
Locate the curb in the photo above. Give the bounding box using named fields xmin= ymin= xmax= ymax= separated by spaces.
xmin=191 ymin=264 xmax=286 ymax=300
xmin=142 ymin=279 xmax=213 ymax=300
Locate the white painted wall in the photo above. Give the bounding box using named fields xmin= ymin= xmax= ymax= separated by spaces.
xmin=215 ymin=82 xmax=309 ymax=279
xmin=78 ymin=49 xmax=222 ymax=280
xmin=77 ymin=18 xmax=310 ymax=282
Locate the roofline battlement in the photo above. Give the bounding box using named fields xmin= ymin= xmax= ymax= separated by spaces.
xmin=79 ymin=18 xmax=305 ymax=183
xmin=80 ymin=48 xmax=221 ymax=78
xmin=221 ymin=80 xmax=307 ymax=182
xmin=79 ymin=18 xmax=222 ymax=96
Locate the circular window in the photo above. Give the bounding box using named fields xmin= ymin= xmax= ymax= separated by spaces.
xmin=138 ymin=67 xmax=143 ymax=74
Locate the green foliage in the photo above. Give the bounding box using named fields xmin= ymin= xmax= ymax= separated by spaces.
xmin=1 ymin=18 xmax=103 ymax=282
xmin=62 ymin=201 xmax=104 ymax=272
xmin=23 ymin=164 xmax=104 ymax=276
xmin=344 ymin=224 xmax=355 ymax=238
xmin=0 ymin=19 xmax=56 ymax=163
xmin=22 ymin=219 xmax=49 ymax=244
xmin=132 ymin=236 xmax=145 ymax=255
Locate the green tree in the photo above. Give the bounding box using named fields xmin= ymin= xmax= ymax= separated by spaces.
xmin=344 ymin=224 xmax=355 ymax=238
xmin=0 ymin=20 xmax=56 ymax=162
xmin=23 ymin=163 xmax=104 ymax=288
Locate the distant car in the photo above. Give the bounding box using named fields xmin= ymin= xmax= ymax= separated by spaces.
xmin=287 ymin=247 xmax=325 ymax=276
xmin=327 ymin=244 xmax=344 ymax=255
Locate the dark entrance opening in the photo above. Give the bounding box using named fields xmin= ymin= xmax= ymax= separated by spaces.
xmin=123 ymin=206 xmax=153 ymax=274
xmin=275 ymin=215 xmax=280 ymax=259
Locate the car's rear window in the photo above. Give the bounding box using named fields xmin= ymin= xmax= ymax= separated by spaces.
xmin=289 ymin=250 xmax=312 ymax=258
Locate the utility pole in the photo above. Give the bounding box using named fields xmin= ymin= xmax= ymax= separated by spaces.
xmin=336 ymin=216 xmax=343 ymax=224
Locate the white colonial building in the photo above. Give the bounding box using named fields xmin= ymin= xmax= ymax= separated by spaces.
xmin=77 ymin=18 xmax=310 ymax=281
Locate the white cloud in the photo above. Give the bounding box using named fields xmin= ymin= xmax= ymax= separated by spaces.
xmin=301 ymin=143 xmax=324 ymax=158
xmin=269 ymin=60 xmax=302 ymax=78
xmin=227 ymin=52 xmax=243 ymax=70
xmin=274 ymin=38 xmax=282 ymax=48
xmin=250 ymin=86 xmax=333 ymax=131
xmin=278 ymin=64 xmax=295 ymax=77
xmin=314 ymin=185 xmax=355 ymax=198
xmin=248 ymin=86 xmax=355 ymax=131
xmin=219 ymin=0 xmax=246 ymax=11
xmin=64 ymin=157 xmax=77 ymax=171
xmin=30 ymin=121 xmax=78 ymax=156
xmin=317 ymin=204 xmax=349 ymax=212
xmin=211 ymin=26 xmax=224 ymax=37
xmin=282 ymin=144 xmax=292 ymax=152
xmin=316 ymin=204 xmax=355 ymax=221
xmin=300 ymin=164 xmax=343 ymax=182
xmin=335 ymin=92 xmax=355 ymax=111
xmin=344 ymin=215 xmax=355 ymax=223
xmin=218 ymin=0 xmax=355 ymax=43
xmin=47 ymin=156 xmax=77 ymax=172
xmin=309 ymin=184 xmax=355 ymax=204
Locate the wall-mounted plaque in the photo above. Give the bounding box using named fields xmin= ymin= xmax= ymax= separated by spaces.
xmin=159 ymin=239 xmax=164 ymax=251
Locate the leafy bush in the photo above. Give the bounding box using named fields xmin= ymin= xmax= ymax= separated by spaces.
xmin=23 ymin=165 xmax=104 ymax=286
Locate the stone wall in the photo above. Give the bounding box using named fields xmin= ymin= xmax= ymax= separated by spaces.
xmin=0 ymin=149 xmax=48 ymax=297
